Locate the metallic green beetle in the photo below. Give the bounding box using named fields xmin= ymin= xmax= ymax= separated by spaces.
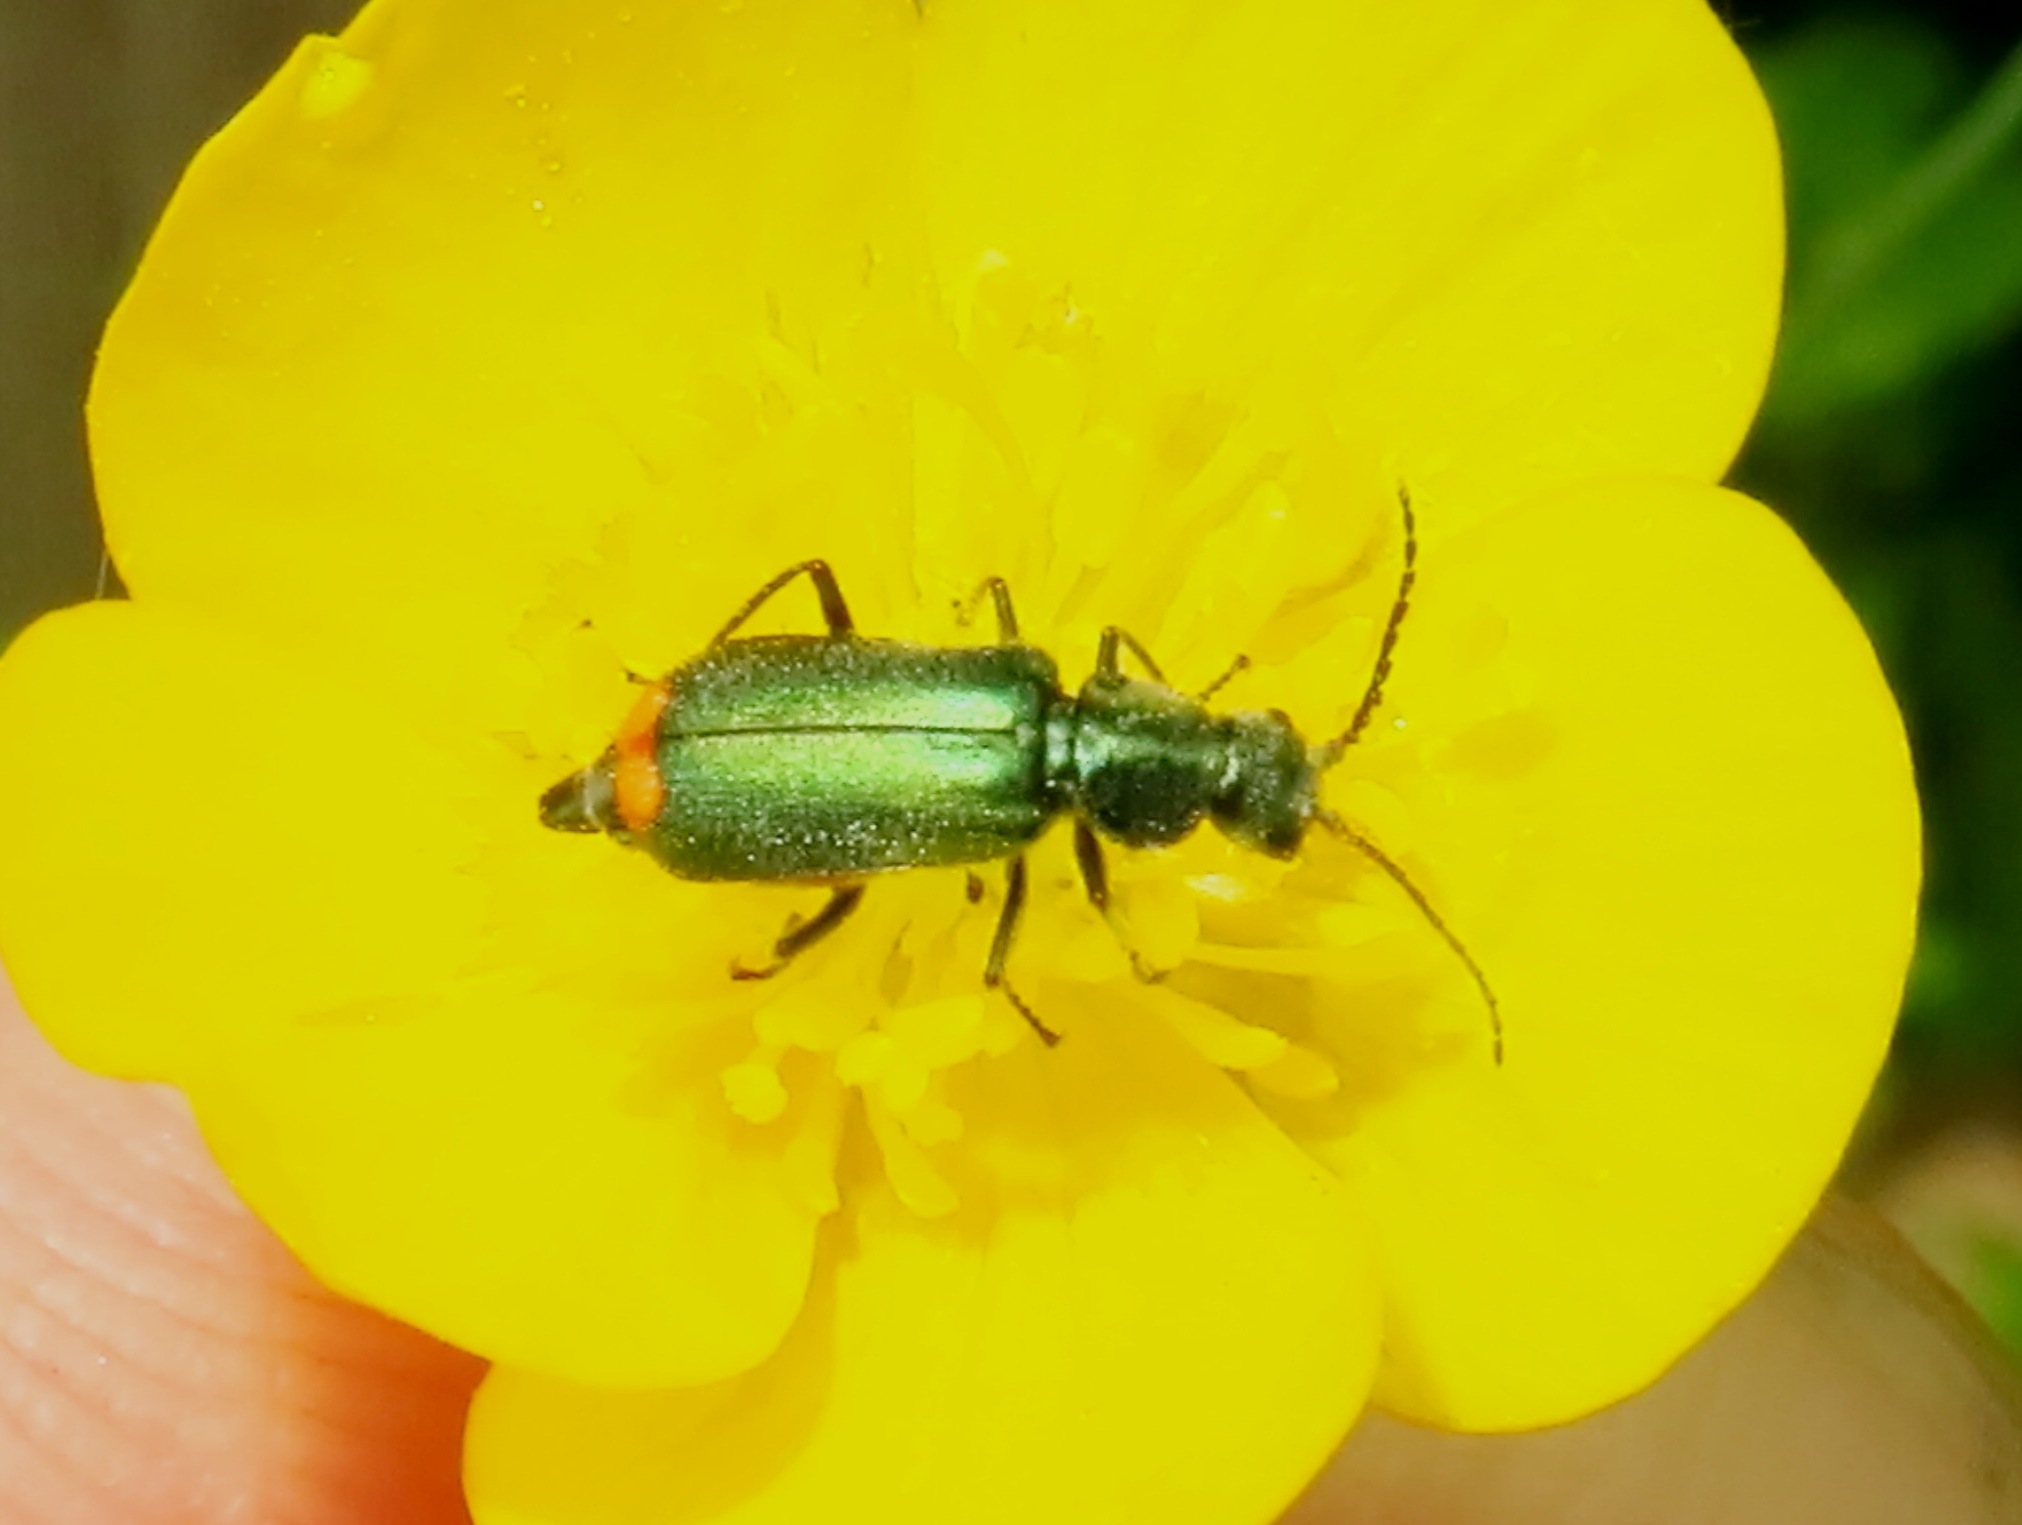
xmin=540 ymin=490 xmax=1499 ymax=1055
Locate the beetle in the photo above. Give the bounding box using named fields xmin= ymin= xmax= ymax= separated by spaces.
xmin=539 ymin=487 xmax=1500 ymax=1058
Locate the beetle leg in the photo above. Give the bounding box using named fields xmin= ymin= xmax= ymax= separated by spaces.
xmin=731 ymin=883 xmax=866 ymax=981
xmin=1072 ymin=817 xmax=1111 ymax=913
xmin=955 ymin=576 xmax=1021 ymax=643
xmin=1095 ymin=628 xmax=1245 ymax=704
xmin=1095 ymin=626 xmax=1168 ymax=685
xmin=983 ymin=855 xmax=1058 ymax=1045
xmin=1074 ymin=818 xmax=1166 ymax=984
xmin=985 ymin=857 xmax=1028 ymax=986
xmin=1195 ymin=652 xmax=1252 ymax=703
xmin=708 ymin=559 xmax=856 ymax=648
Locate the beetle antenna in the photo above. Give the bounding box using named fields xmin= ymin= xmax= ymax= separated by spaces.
xmin=1314 ymin=483 xmax=1417 ymax=771
xmin=1314 ymin=808 xmax=1503 ymax=1065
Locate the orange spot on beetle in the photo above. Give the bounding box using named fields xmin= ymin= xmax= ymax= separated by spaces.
xmin=614 ymin=680 xmax=670 ymax=832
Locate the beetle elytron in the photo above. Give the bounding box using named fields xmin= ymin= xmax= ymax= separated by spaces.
xmin=540 ymin=488 xmax=1500 ymax=1059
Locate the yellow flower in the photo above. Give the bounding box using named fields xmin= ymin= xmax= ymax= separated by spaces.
xmin=0 ymin=0 xmax=1917 ymax=1521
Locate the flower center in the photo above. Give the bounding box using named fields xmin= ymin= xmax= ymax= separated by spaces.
xmin=492 ymin=255 xmax=1523 ymax=1217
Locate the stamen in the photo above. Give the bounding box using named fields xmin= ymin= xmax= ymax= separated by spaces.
xmin=978 ymin=1001 xmax=1033 ymax=1057
xmin=1247 ymin=1042 xmax=1342 ymax=1100
xmin=754 ymin=983 xmax=875 ymax=1052
xmin=738 ymin=972 xmax=1002 ymax=1215
xmin=883 ymin=994 xmax=989 ymax=1067
xmin=1110 ymin=874 xmax=1200 ymax=972
xmin=836 ymin=1030 xmax=897 ymax=1088
xmin=865 ymin=1100 xmax=960 ymax=1218
xmin=872 ymin=1052 xmax=932 ymax=1116
xmin=1046 ymin=428 xmax=1138 ymax=601
xmin=1135 ymin=984 xmax=1290 ymax=1071
xmin=721 ymin=1046 xmax=789 ymax=1124
xmin=1329 ymin=778 xmax=1418 ymax=858
xmin=1185 ymin=941 xmax=1360 ymax=977
xmin=780 ymin=1081 xmax=845 ymax=1217
xmin=901 ymin=1089 xmax=965 ymax=1147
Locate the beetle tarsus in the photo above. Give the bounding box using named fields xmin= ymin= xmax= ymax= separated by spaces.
xmin=1096 ymin=625 xmax=1167 ymax=684
xmin=1000 ymin=979 xmax=1060 ymax=1046
xmin=1072 ymin=819 xmax=1110 ymax=912
xmin=982 ymin=855 xmax=1059 ymax=1043
xmin=955 ymin=576 xmax=1021 ymax=643
xmin=709 ymin=559 xmax=856 ymax=647
xmin=1074 ymin=819 xmax=1170 ymax=983
xmin=731 ymin=883 xmax=866 ymax=981
xmin=1196 ymin=652 xmax=1251 ymax=703
xmin=1127 ymin=951 xmax=1168 ymax=984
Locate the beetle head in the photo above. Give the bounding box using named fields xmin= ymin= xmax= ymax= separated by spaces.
xmin=538 ymin=750 xmax=627 ymax=839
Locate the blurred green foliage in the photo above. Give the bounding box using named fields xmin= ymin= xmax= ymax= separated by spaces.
xmin=1764 ymin=18 xmax=2022 ymax=425
xmin=1737 ymin=13 xmax=2022 ymax=1089
xmin=1970 ymin=1237 xmax=2022 ymax=1365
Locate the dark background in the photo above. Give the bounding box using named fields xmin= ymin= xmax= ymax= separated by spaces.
xmin=3 ymin=1 xmax=2020 ymax=1352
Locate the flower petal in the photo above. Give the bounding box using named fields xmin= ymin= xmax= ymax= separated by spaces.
xmin=0 ymin=603 xmax=823 ymax=1386
xmin=93 ymin=0 xmax=1779 ymax=746
xmin=465 ymin=1012 xmax=1378 ymax=1525
xmin=188 ymin=980 xmax=829 ymax=1389
xmin=915 ymin=0 xmax=1782 ymax=521
xmin=88 ymin=0 xmax=924 ymax=728
xmin=0 ymin=602 xmax=487 ymax=1072
xmin=1289 ymin=478 xmax=1918 ymax=1429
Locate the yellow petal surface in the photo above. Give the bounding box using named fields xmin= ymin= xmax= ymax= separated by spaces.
xmin=88 ymin=0 xmax=923 ymax=734
xmin=466 ymin=1013 xmax=1378 ymax=1525
xmin=914 ymin=0 xmax=1782 ymax=524
xmin=1282 ymin=478 xmax=1918 ymax=1430
xmin=90 ymin=0 xmax=1779 ymax=749
xmin=0 ymin=603 xmax=487 ymax=1073
xmin=0 ymin=603 xmax=823 ymax=1387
